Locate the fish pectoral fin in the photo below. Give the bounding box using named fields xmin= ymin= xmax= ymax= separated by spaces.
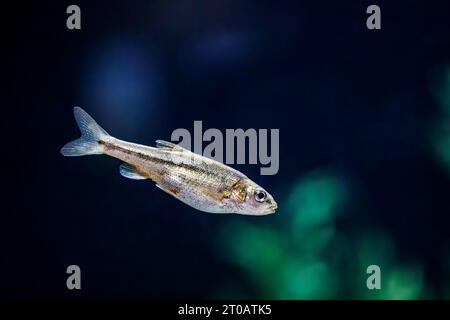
xmin=202 ymin=188 xmax=231 ymax=202
xmin=155 ymin=140 xmax=187 ymax=152
xmin=119 ymin=163 xmax=147 ymax=180
xmin=155 ymin=182 xmax=181 ymax=197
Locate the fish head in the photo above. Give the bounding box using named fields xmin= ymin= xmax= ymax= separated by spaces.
xmin=226 ymin=178 xmax=277 ymax=215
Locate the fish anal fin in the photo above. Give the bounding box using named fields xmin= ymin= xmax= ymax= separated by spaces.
xmin=119 ymin=163 xmax=147 ymax=180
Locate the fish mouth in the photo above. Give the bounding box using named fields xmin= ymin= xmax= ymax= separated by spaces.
xmin=264 ymin=202 xmax=278 ymax=214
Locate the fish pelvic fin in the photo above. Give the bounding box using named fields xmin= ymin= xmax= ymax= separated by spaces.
xmin=119 ymin=163 xmax=147 ymax=180
xmin=60 ymin=106 xmax=111 ymax=157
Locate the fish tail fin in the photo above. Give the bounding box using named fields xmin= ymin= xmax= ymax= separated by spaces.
xmin=60 ymin=106 xmax=110 ymax=157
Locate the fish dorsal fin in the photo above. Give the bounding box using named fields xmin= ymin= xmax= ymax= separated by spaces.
xmin=119 ymin=163 xmax=147 ymax=180
xmin=155 ymin=140 xmax=187 ymax=152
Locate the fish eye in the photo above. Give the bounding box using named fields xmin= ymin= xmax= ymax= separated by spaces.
xmin=254 ymin=190 xmax=267 ymax=202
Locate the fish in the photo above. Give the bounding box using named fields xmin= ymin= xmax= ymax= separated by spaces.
xmin=60 ymin=107 xmax=277 ymax=215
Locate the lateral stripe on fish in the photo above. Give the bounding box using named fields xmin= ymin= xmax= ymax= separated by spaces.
xmin=60 ymin=107 xmax=277 ymax=215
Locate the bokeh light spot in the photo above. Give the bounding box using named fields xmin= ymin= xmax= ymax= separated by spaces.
xmin=287 ymin=173 xmax=347 ymax=229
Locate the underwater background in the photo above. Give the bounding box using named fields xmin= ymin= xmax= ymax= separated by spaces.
xmin=4 ymin=0 xmax=450 ymax=299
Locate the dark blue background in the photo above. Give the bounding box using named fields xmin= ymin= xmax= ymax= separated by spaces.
xmin=4 ymin=0 xmax=450 ymax=299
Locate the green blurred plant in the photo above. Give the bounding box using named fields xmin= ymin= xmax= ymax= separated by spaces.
xmin=431 ymin=64 xmax=450 ymax=174
xmin=215 ymin=170 xmax=429 ymax=299
xmin=217 ymin=171 xmax=344 ymax=299
xmin=212 ymin=63 xmax=450 ymax=300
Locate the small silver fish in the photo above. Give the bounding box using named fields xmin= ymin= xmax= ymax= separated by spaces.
xmin=61 ymin=107 xmax=277 ymax=215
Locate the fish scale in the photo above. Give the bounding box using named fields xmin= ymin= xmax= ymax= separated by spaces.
xmin=60 ymin=107 xmax=277 ymax=215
